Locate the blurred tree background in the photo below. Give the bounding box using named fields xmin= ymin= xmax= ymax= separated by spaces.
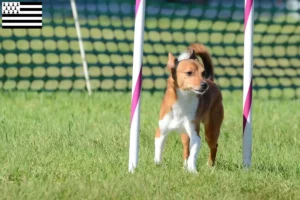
xmin=0 ymin=0 xmax=299 ymax=98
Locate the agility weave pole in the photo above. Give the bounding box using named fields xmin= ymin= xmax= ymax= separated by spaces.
xmin=70 ymin=0 xmax=92 ymax=95
xmin=128 ymin=0 xmax=146 ymax=172
xmin=243 ymin=0 xmax=254 ymax=167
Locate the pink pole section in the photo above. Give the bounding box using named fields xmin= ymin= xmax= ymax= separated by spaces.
xmin=243 ymin=0 xmax=254 ymax=167
xmin=128 ymin=0 xmax=146 ymax=172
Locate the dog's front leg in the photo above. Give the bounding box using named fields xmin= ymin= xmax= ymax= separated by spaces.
xmin=184 ymin=122 xmax=201 ymax=173
xmin=154 ymin=113 xmax=172 ymax=164
xmin=154 ymin=127 xmax=169 ymax=165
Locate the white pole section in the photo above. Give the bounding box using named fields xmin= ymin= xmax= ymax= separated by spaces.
xmin=243 ymin=0 xmax=254 ymax=167
xmin=70 ymin=0 xmax=92 ymax=95
xmin=128 ymin=0 xmax=146 ymax=173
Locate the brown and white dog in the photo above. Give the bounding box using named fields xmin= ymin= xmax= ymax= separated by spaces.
xmin=154 ymin=43 xmax=224 ymax=173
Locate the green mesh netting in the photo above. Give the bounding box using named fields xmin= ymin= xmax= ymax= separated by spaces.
xmin=0 ymin=0 xmax=299 ymax=98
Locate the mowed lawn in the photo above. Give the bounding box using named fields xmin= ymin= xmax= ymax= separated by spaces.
xmin=0 ymin=91 xmax=300 ymax=199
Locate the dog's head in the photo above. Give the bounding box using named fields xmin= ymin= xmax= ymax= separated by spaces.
xmin=167 ymin=48 xmax=209 ymax=95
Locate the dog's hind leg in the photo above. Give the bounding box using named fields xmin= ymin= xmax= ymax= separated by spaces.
xmin=204 ymin=104 xmax=224 ymax=167
xmin=180 ymin=133 xmax=190 ymax=167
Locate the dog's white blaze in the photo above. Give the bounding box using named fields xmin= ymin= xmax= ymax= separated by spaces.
xmin=177 ymin=51 xmax=190 ymax=61
xmin=155 ymin=89 xmax=201 ymax=172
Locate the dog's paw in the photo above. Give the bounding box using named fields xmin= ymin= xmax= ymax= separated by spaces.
xmin=186 ymin=159 xmax=198 ymax=173
xmin=207 ymin=160 xmax=215 ymax=168
xmin=183 ymin=160 xmax=188 ymax=168
xmin=186 ymin=165 xmax=198 ymax=173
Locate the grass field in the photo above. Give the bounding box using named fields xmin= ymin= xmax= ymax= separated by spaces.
xmin=1 ymin=91 xmax=300 ymax=199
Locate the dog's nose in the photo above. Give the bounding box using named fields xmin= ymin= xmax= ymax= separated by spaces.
xmin=201 ymin=81 xmax=208 ymax=90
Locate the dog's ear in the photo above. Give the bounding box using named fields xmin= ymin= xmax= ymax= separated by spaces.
xmin=188 ymin=48 xmax=196 ymax=60
xmin=167 ymin=52 xmax=176 ymax=72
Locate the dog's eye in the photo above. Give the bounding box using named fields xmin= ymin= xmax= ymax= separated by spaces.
xmin=185 ymin=71 xmax=193 ymax=76
xmin=202 ymin=71 xmax=206 ymax=77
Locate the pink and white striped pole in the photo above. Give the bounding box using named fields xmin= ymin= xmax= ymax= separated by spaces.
xmin=128 ymin=0 xmax=146 ymax=172
xmin=243 ymin=0 xmax=254 ymax=167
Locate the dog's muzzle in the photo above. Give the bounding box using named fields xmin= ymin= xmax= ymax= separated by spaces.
xmin=193 ymin=81 xmax=209 ymax=95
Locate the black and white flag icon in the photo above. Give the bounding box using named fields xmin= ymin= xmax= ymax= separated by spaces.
xmin=1 ymin=2 xmax=42 ymax=29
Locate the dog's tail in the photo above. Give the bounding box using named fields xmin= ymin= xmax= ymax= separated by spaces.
xmin=189 ymin=43 xmax=214 ymax=81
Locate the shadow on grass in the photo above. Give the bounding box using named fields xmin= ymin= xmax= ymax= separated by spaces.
xmin=218 ymin=159 xmax=299 ymax=179
xmin=252 ymin=162 xmax=299 ymax=179
xmin=216 ymin=160 xmax=242 ymax=172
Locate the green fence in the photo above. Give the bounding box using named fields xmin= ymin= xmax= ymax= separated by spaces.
xmin=0 ymin=0 xmax=299 ymax=98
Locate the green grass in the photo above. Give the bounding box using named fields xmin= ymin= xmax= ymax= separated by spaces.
xmin=0 ymin=91 xmax=300 ymax=199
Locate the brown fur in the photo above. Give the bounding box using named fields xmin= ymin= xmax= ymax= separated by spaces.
xmin=156 ymin=43 xmax=224 ymax=166
xmin=189 ymin=43 xmax=214 ymax=81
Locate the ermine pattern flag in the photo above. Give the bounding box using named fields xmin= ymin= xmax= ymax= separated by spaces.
xmin=1 ymin=2 xmax=42 ymax=29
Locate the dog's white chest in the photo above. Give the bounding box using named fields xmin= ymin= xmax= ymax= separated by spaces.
xmin=159 ymin=90 xmax=199 ymax=133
